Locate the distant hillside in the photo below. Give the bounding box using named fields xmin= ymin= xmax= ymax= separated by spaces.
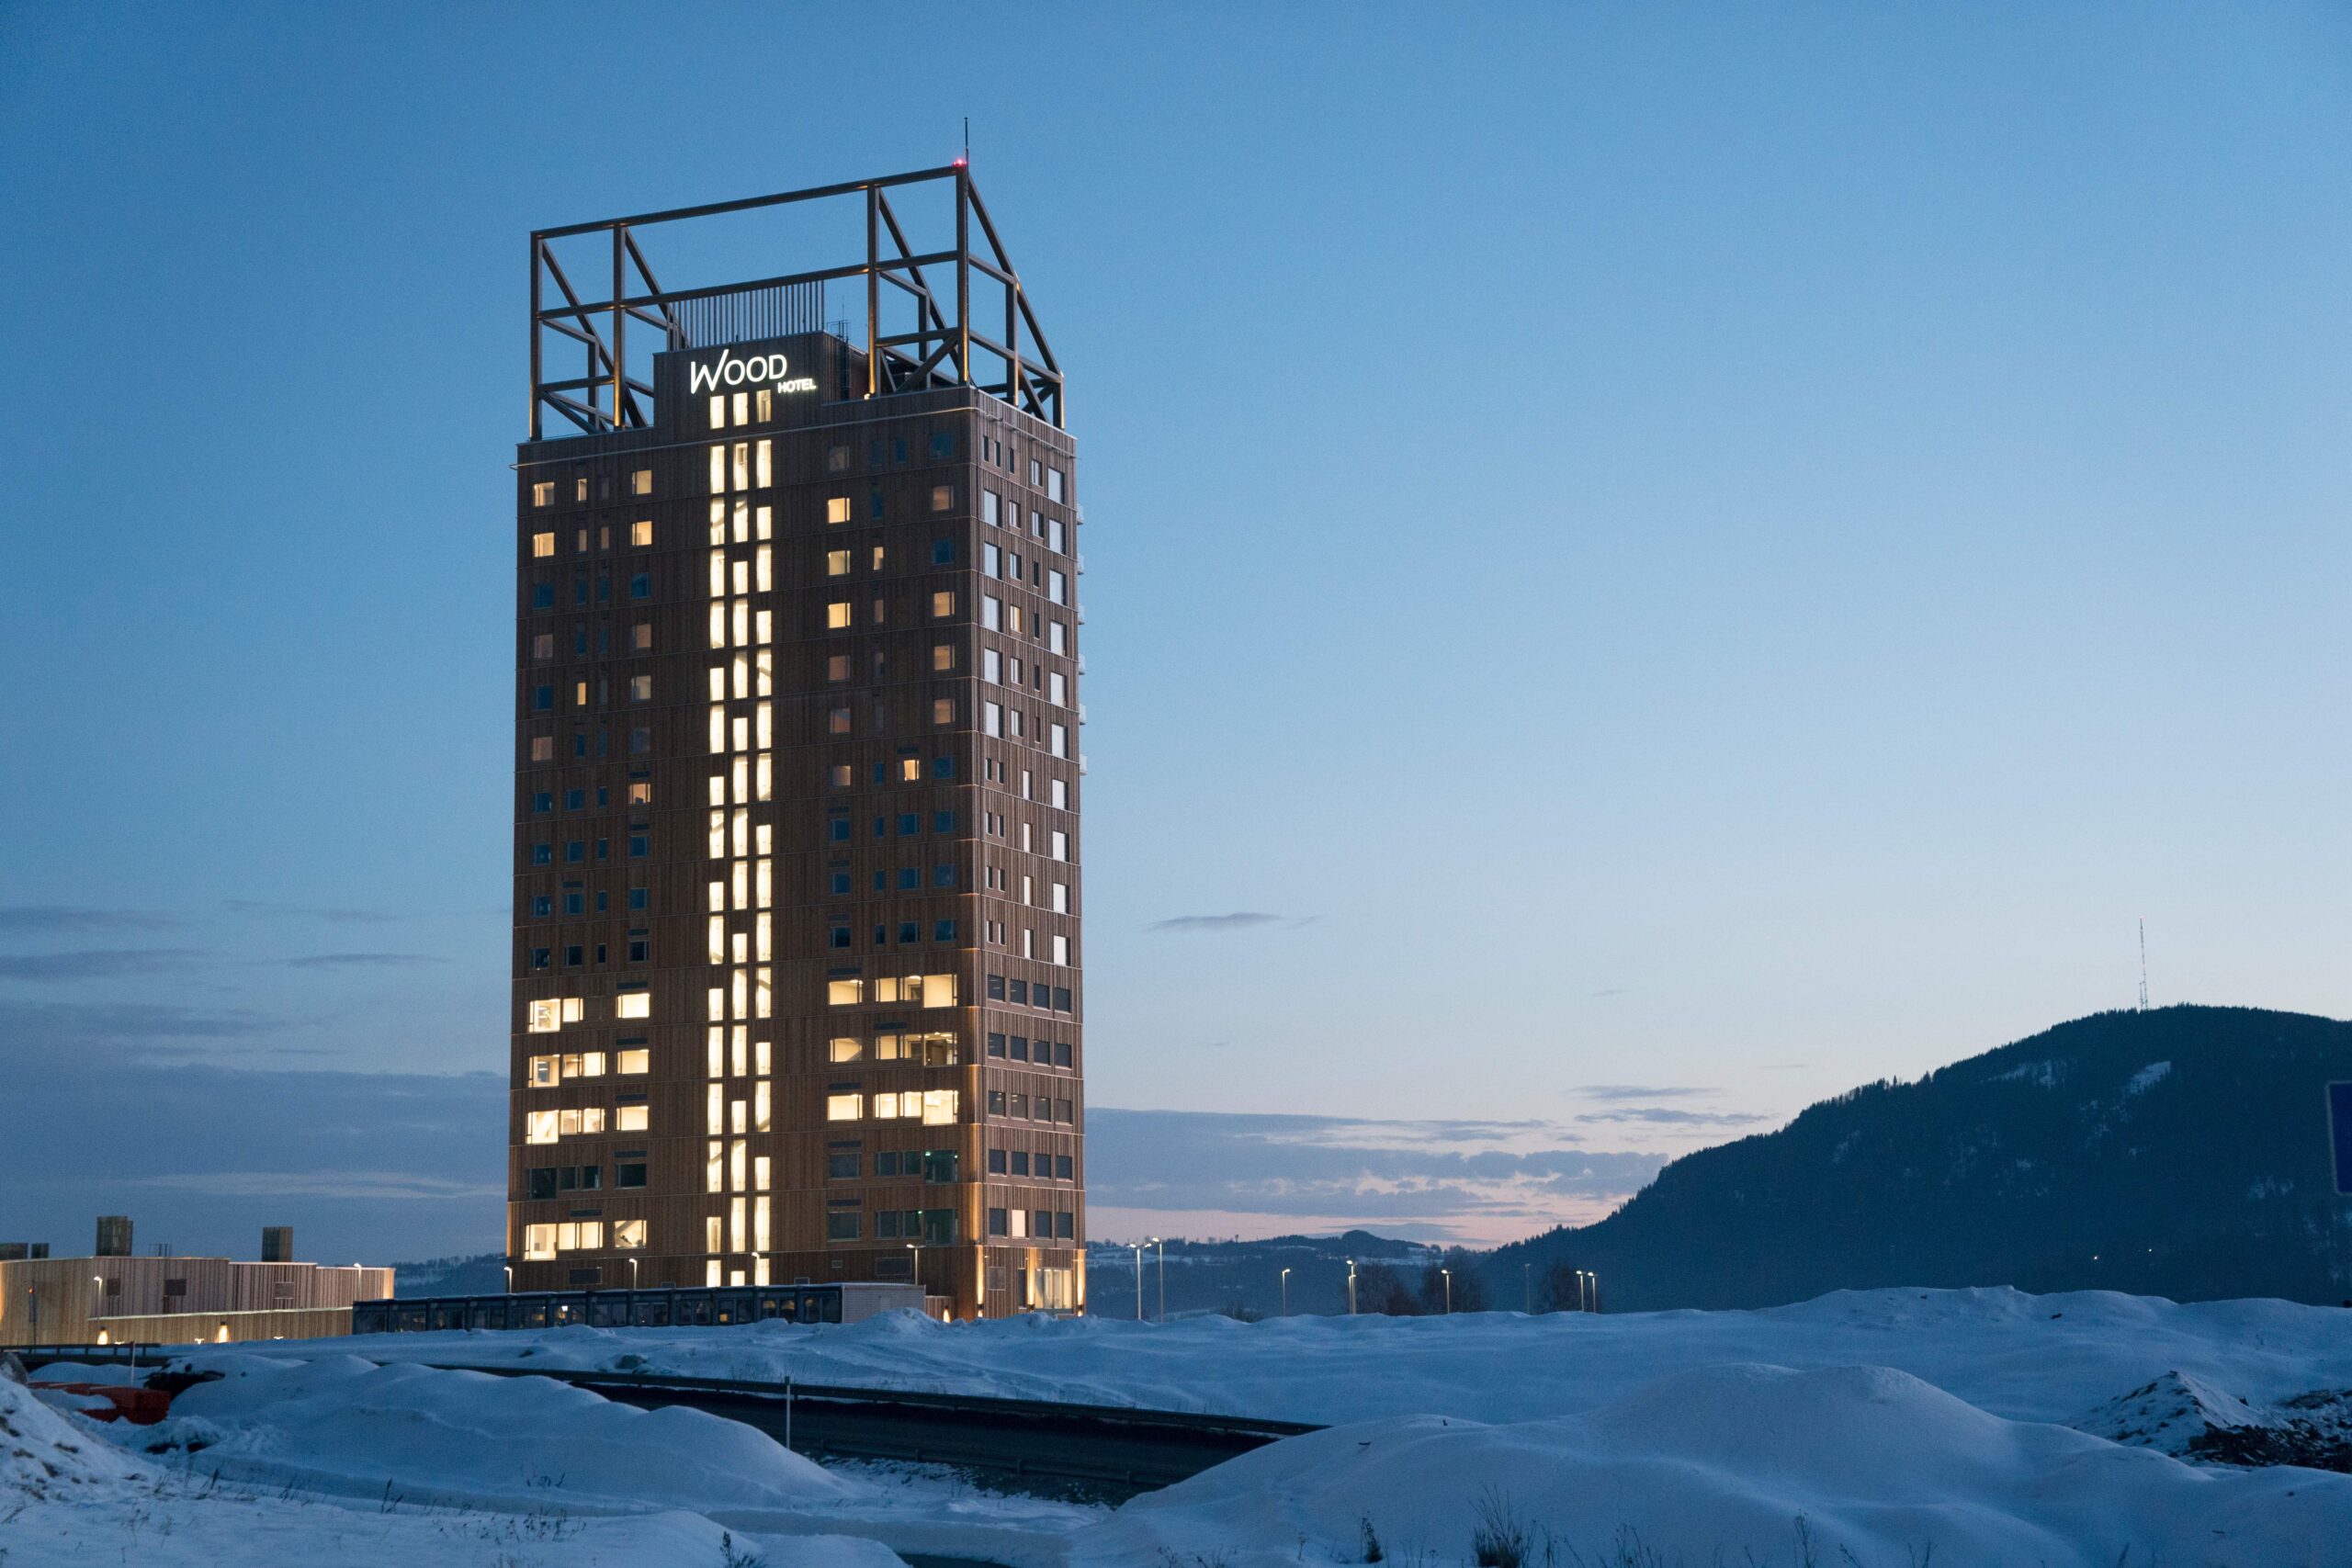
xmin=390 ymin=1253 xmax=507 ymax=1297
xmin=1488 ymin=1006 xmax=2352 ymax=1312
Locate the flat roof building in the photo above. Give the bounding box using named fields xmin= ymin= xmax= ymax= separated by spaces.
xmin=510 ymin=166 xmax=1086 ymax=1318
xmin=0 ymin=1220 xmax=392 ymax=1348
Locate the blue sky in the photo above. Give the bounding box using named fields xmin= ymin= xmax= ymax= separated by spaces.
xmin=2 ymin=4 xmax=2347 ymax=1255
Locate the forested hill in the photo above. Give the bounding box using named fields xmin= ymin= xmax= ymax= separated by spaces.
xmin=1487 ymin=1006 xmax=2352 ymax=1312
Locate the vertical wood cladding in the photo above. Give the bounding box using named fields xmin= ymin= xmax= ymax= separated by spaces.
xmin=510 ymin=345 xmax=1084 ymax=1318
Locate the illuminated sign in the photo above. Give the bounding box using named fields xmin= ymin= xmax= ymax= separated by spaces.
xmin=689 ymin=349 xmax=817 ymax=396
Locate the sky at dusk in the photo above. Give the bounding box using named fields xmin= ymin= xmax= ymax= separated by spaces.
xmin=3 ymin=4 xmax=2348 ymax=1258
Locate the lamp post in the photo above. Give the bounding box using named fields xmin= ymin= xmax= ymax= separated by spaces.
xmin=1589 ymin=1270 xmax=1600 ymax=1314
xmin=90 ymin=1275 xmax=103 ymax=1343
xmin=907 ymin=1242 xmax=921 ymax=1308
xmin=1156 ymin=1237 xmax=1166 ymax=1323
xmin=1279 ymin=1267 xmax=1291 ymax=1317
xmin=1522 ymin=1261 xmax=1531 ymax=1314
xmin=628 ymin=1257 xmax=639 ymax=1290
xmin=1345 ymin=1258 xmax=1358 ymax=1316
xmin=503 ymin=1264 xmax=514 ymax=1294
xmin=1132 ymin=1242 xmax=1145 ymax=1321
xmin=1441 ymin=1267 xmax=1452 ymax=1315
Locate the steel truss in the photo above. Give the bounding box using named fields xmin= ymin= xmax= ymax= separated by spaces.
xmin=529 ymin=164 xmax=1064 ymax=439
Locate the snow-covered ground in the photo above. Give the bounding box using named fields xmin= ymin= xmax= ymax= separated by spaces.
xmin=7 ymin=1287 xmax=2352 ymax=1566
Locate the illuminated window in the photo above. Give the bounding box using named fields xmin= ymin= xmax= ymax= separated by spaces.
xmin=755 ymin=438 xmax=772 ymax=487
xmin=616 ymin=1104 xmax=649 ymax=1132
xmin=525 ymin=1111 xmax=558 ymax=1145
xmin=617 ymin=1048 xmax=650 ymax=1074
xmin=931 ymin=591 xmax=955 ymax=619
xmin=826 ymin=1092 xmax=862 ymax=1122
xmin=632 ymin=469 xmax=652 ymax=496
xmin=932 ymin=698 xmax=955 ymax=727
xmin=709 ymin=394 xmax=727 ymax=429
xmin=708 ymin=445 xmax=726 ymax=493
xmin=531 ymin=532 xmax=556 ymax=558
xmin=826 ymin=496 xmax=851 ymax=525
xmin=526 ymin=1000 xmax=562 ymax=1033
xmin=524 ymin=1224 xmax=557 ymax=1259
xmin=1048 ymin=620 xmax=1068 ymax=654
xmin=615 ymin=1219 xmax=646 ymax=1249
xmin=982 ymin=595 xmax=1001 ymax=631
xmin=629 ymin=676 xmax=653 ymax=702
xmin=529 ymin=737 xmax=555 ymax=762
xmin=931 ymin=485 xmax=955 ymax=513
xmin=531 ymin=481 xmax=554 ymax=508
xmin=828 ymin=979 xmax=864 ymax=1007
xmin=616 ymin=991 xmax=651 ymax=1020
xmin=827 ymin=602 xmax=852 ymax=630
xmin=631 ymin=521 xmax=652 ymax=547
xmin=826 ymin=549 xmax=851 ymax=578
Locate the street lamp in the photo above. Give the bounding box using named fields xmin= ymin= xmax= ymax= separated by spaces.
xmin=1155 ymin=1237 xmax=1166 ymax=1324
xmin=907 ymin=1241 xmax=921 ymax=1303
xmin=1279 ymin=1267 xmax=1291 ymax=1317
xmin=1589 ymin=1270 xmax=1600 ymax=1314
xmin=503 ymin=1264 xmax=514 ymax=1294
xmin=1345 ymin=1258 xmax=1358 ymax=1316
xmin=1441 ymin=1267 xmax=1452 ymax=1315
xmin=1522 ymin=1261 xmax=1531 ymax=1314
xmin=90 ymin=1275 xmax=103 ymax=1342
xmin=1132 ymin=1241 xmax=1145 ymax=1321
xmin=628 ymin=1257 xmax=639 ymax=1290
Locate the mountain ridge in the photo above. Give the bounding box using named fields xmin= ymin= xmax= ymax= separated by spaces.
xmin=1487 ymin=1004 xmax=2352 ymax=1311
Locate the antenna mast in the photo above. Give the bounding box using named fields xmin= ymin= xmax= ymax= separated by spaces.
xmin=2137 ymin=919 xmax=2149 ymax=1010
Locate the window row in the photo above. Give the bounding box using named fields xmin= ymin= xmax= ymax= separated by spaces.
xmin=529 ymin=574 xmax=652 ymax=608
xmin=988 ymin=1207 xmax=1076 ymax=1239
xmin=987 ymin=1033 xmax=1074 ymax=1069
xmin=823 ymin=1206 xmax=956 ymax=1243
xmin=525 ymin=1161 xmax=648 ymax=1197
xmin=529 ymin=470 xmax=654 ymax=508
xmin=526 ymin=937 xmax=650 ymax=971
xmin=988 ymin=1148 xmax=1075 ymax=1179
xmin=527 ymin=887 xmax=651 ymax=918
xmin=525 ymin=1050 xmax=651 ymax=1086
xmin=528 ymin=782 xmax=655 ymax=814
xmin=524 ymin=1104 xmax=650 ymax=1142
xmin=526 ymin=992 xmax=651 ymax=1032
xmin=531 ymin=624 xmax=654 ymax=660
xmin=526 ymin=836 xmax=651 ymax=865
xmin=825 ymin=1146 xmax=959 ymax=1181
xmin=978 ymin=594 xmax=1069 ymax=651
xmin=979 ymin=703 xmax=1070 ymax=758
xmin=985 ymin=1089 xmax=1075 ymax=1124
xmin=827 ymin=811 xmax=959 ymax=842
xmin=522 ymin=1218 xmax=647 ymax=1258
xmin=831 ymin=919 xmax=959 ymax=949
xmin=823 ymin=1088 xmax=962 ymax=1125
xmin=529 ymin=677 xmax=657 ymax=710
xmin=527 ymin=732 xmax=655 ymax=763
xmin=531 ymin=521 xmax=653 ymax=558
xmin=826 ymin=973 xmax=957 ymax=1008
xmin=986 ymin=975 xmax=1074 ymax=1013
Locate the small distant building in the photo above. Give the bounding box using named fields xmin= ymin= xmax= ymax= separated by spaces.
xmin=0 ymin=1218 xmax=393 ymax=1348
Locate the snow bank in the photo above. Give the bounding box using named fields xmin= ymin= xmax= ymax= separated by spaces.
xmin=279 ymin=1286 xmax=2352 ymax=1431
xmin=1080 ymin=1363 xmax=2352 ymax=1568
xmin=0 ymin=1377 xmax=142 ymax=1501
xmin=119 ymin=1352 xmax=854 ymax=1515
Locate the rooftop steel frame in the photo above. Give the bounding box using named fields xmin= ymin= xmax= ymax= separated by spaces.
xmin=529 ymin=164 xmax=1064 ymax=440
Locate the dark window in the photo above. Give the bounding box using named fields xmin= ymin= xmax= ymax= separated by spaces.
xmin=531 ymin=792 xmax=553 ymax=813
xmin=532 ymin=583 xmax=554 ymax=609
xmin=933 ymin=919 xmax=957 ymax=942
xmin=530 ymin=896 xmax=553 ymax=918
xmin=867 ymin=487 xmax=884 ymax=520
xmin=933 ymin=756 xmax=955 ymax=780
xmin=627 ymin=936 xmax=650 ymax=964
xmin=922 ymin=1149 xmax=957 ymax=1182
xmin=563 ymin=945 xmax=583 ymax=967
xmin=533 ymin=686 xmax=555 ymax=712
xmin=988 ymin=1207 xmax=1009 ymax=1236
xmin=922 ymin=1210 xmax=957 ymax=1245
xmin=876 ymin=1151 xmax=905 ymax=1177
xmin=987 ymin=1089 xmax=1007 ymax=1115
xmin=898 ymin=921 xmax=920 ymax=944
xmin=828 ymin=817 xmax=852 ymax=842
xmin=930 ymin=431 xmax=956 ymax=459
xmin=830 ymin=925 xmax=852 ymax=949
xmin=563 ymin=841 xmax=585 ymax=863
xmin=897 ymin=867 xmax=920 ymax=891
xmin=529 ymin=947 xmax=551 ymax=970
xmin=563 ymin=789 xmax=585 ymax=810
xmin=892 ymin=437 xmax=908 ymax=463
xmin=987 ymin=975 xmax=1006 ymax=1001
xmin=898 ymin=813 xmax=919 ymax=836
xmin=826 ymin=1213 xmax=861 ymax=1241
xmin=1054 ymin=1041 xmax=1073 ymax=1068
xmin=1008 ymin=979 xmax=1029 ymax=1005
xmin=628 ymin=888 xmax=649 ymax=910
xmin=529 ymin=844 xmax=552 ymax=865
xmin=628 ymin=573 xmax=651 ymax=599
xmin=932 ymin=865 xmax=956 ymax=889
xmin=931 ymin=538 xmax=956 ymax=566
xmin=1055 ymin=1155 xmax=1073 ymax=1179
xmin=617 ymin=1163 xmax=647 ymax=1189
xmin=933 ymin=811 xmax=956 ymax=833
xmin=563 ymin=892 xmax=584 ymax=915
xmin=163 ymin=1278 xmax=187 ymax=1299
xmin=987 ymin=1033 xmax=1006 ymax=1057
xmin=1010 ymin=1151 xmax=1031 ymax=1176
xmin=629 ymin=728 xmax=652 ymax=755
xmin=1056 ymin=1211 xmax=1075 ymax=1239
xmin=830 ymin=872 xmax=852 ymax=895
xmin=988 ymin=1148 xmax=1007 ymax=1173
xmin=628 ymin=834 xmax=650 ymax=858
xmin=581 ymin=1165 xmax=603 ymax=1190
xmin=877 ymin=1212 xmax=902 ymax=1239
xmin=827 ymin=1152 xmax=860 ymax=1179
xmin=1010 ymin=1036 xmax=1029 ymax=1062
xmin=528 ymin=1168 xmax=557 ymax=1200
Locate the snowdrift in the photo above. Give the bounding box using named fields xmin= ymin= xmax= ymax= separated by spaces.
xmin=1083 ymin=1363 xmax=2352 ymax=1568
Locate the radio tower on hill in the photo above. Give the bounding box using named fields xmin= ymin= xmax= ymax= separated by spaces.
xmin=2137 ymin=919 xmax=2150 ymax=1011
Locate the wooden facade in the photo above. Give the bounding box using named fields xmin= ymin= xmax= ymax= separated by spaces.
xmin=510 ymin=325 xmax=1086 ymax=1319
xmin=0 ymin=1255 xmax=392 ymax=1348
